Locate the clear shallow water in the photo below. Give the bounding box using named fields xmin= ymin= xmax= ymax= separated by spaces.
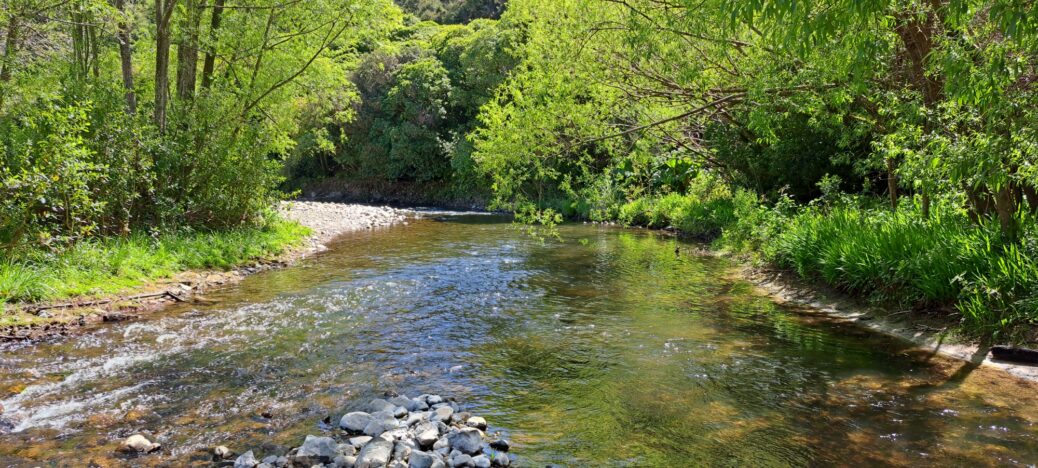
xmin=1 ymin=214 xmax=1038 ymax=466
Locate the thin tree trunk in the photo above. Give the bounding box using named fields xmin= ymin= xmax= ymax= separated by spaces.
xmin=887 ymin=157 xmax=899 ymax=210
xmin=921 ymin=188 xmax=930 ymax=218
xmin=200 ymin=0 xmax=224 ymax=91
xmin=0 ymin=15 xmax=20 ymax=109
xmin=994 ymin=184 xmax=1019 ymax=242
xmin=154 ymin=0 xmax=177 ymax=132
xmin=175 ymin=0 xmax=201 ymax=101
xmin=114 ymin=0 xmax=137 ymax=114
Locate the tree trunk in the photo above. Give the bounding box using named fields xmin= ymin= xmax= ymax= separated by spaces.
xmin=994 ymin=184 xmax=1019 ymax=242
xmin=1023 ymin=185 xmax=1038 ymax=215
xmin=200 ymin=0 xmax=224 ymax=91
xmin=154 ymin=0 xmax=177 ymax=132
xmin=175 ymin=0 xmax=201 ymax=101
xmin=887 ymin=157 xmax=899 ymax=210
xmin=0 ymin=15 xmax=20 ymax=109
xmin=921 ymin=187 xmax=931 ymax=218
xmin=114 ymin=0 xmax=137 ymax=114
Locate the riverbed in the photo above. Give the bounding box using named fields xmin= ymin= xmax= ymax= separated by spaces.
xmin=1 ymin=213 xmax=1037 ymax=466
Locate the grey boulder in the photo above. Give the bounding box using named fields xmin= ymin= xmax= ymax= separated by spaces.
xmin=447 ymin=428 xmax=482 ymax=455
xmin=355 ymin=438 xmax=394 ymax=468
xmin=234 ymin=450 xmax=259 ymax=468
xmin=292 ymin=435 xmax=341 ymax=465
xmin=341 ymin=412 xmax=375 ymax=432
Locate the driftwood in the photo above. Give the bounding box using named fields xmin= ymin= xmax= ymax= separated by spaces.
xmin=990 ymin=345 xmax=1038 ymax=365
xmin=22 ymin=289 xmax=189 ymax=314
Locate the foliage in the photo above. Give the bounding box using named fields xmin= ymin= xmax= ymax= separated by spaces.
xmin=291 ymin=14 xmax=526 ymax=197
xmin=394 ymin=0 xmax=506 ymax=24
xmin=0 ymin=0 xmax=401 ymax=254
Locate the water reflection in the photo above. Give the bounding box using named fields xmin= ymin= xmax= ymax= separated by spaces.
xmin=0 ymin=216 xmax=1036 ymax=466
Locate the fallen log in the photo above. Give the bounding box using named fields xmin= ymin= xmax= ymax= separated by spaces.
xmin=990 ymin=345 xmax=1038 ymax=364
xmin=23 ymin=290 xmax=188 ymax=314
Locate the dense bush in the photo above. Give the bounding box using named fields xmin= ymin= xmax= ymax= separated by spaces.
xmin=291 ymin=16 xmax=525 ymax=197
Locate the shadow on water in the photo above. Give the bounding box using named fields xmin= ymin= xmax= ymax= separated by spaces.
xmin=1 ymin=216 xmax=1037 ymax=466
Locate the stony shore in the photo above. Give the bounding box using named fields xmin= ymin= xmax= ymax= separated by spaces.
xmin=193 ymin=394 xmax=513 ymax=468
xmin=0 ymin=202 xmax=411 ymax=341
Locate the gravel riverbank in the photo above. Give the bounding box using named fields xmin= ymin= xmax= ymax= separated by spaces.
xmin=196 ymin=394 xmax=514 ymax=468
xmin=0 ymin=202 xmax=411 ymax=341
xmin=281 ymin=201 xmax=411 ymax=250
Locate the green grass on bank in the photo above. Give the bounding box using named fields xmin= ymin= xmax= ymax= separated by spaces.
xmin=585 ymin=177 xmax=1038 ymax=341
xmin=0 ymin=220 xmax=310 ymax=304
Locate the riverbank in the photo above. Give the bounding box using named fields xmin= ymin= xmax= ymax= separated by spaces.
xmin=0 ymin=201 xmax=410 ymax=340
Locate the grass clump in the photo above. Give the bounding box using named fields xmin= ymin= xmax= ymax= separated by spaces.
xmin=0 ymin=219 xmax=310 ymax=304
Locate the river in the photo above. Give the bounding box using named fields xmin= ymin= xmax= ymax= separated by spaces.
xmin=1 ymin=213 xmax=1037 ymax=466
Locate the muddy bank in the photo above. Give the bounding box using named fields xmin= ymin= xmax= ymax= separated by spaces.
xmin=0 ymin=202 xmax=411 ymax=341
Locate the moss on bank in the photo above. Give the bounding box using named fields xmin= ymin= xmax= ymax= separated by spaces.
xmin=0 ymin=219 xmax=310 ymax=306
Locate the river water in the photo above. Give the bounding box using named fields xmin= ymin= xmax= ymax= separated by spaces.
xmin=1 ymin=213 xmax=1037 ymax=466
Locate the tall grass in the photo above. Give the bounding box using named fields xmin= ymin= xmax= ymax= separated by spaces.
xmin=0 ymin=220 xmax=310 ymax=303
xmin=604 ymin=180 xmax=1038 ymax=340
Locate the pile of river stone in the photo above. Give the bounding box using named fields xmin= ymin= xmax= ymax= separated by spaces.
xmin=227 ymin=394 xmax=513 ymax=468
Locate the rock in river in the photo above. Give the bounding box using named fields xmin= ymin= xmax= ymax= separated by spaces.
xmin=488 ymin=439 xmax=509 ymax=452
xmin=355 ymin=437 xmax=393 ymax=468
xmin=464 ymin=417 xmax=486 ymax=430
xmin=448 ymin=428 xmax=482 ymax=455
